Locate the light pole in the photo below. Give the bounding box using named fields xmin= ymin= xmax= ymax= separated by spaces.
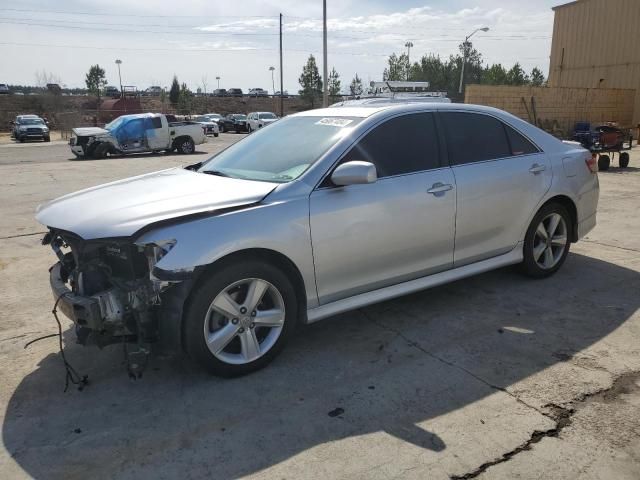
xmin=458 ymin=27 xmax=489 ymax=95
xmin=322 ymin=0 xmax=328 ymax=107
xmin=269 ymin=66 xmax=275 ymax=95
xmin=404 ymin=41 xmax=414 ymax=80
xmin=216 ymin=76 xmax=220 ymax=89
xmin=115 ymin=59 xmax=123 ymax=97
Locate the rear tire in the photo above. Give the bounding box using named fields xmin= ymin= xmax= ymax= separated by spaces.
xmin=184 ymin=260 xmax=298 ymax=377
xmin=177 ymin=137 xmax=195 ymax=154
xmin=521 ymin=203 xmax=571 ymax=278
xmin=598 ymin=154 xmax=610 ymax=171
xmin=620 ymin=152 xmax=630 ymax=169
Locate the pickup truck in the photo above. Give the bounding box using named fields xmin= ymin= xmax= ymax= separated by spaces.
xmin=69 ymin=113 xmax=207 ymax=159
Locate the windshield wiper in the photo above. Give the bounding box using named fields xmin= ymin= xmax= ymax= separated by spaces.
xmin=201 ymin=170 xmax=231 ymax=178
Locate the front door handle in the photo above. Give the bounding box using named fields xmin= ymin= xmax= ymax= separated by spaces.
xmin=529 ymin=163 xmax=546 ymax=174
xmin=427 ymin=183 xmax=453 ymax=195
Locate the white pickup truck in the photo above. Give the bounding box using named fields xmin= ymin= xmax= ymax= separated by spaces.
xmin=69 ymin=113 xmax=207 ymax=159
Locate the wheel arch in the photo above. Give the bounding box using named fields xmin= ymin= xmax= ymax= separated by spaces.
xmin=539 ymin=195 xmax=578 ymax=242
xmin=179 ymin=247 xmax=308 ymax=351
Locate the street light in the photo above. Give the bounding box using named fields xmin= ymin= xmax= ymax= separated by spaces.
xmin=458 ymin=27 xmax=489 ymax=95
xmin=404 ymin=41 xmax=414 ymax=80
xmin=216 ymin=76 xmax=220 ymax=89
xmin=269 ymin=66 xmax=276 ymax=95
xmin=115 ymin=59 xmax=123 ymax=97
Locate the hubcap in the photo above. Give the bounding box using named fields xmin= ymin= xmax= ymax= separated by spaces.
xmin=182 ymin=142 xmax=193 ymax=153
xmin=533 ymin=213 xmax=568 ymax=270
xmin=204 ymin=278 xmax=285 ymax=365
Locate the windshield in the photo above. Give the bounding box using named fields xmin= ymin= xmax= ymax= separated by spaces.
xmin=259 ymin=113 xmax=277 ymax=119
xmin=231 ymin=115 xmax=247 ymax=120
xmin=105 ymin=116 xmax=130 ymax=131
xmin=206 ymin=114 xmax=221 ymax=120
xmin=20 ymin=118 xmax=45 ymax=125
xmin=199 ymin=115 xmax=361 ymax=183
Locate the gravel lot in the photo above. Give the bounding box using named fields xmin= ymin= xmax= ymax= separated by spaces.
xmin=0 ymin=136 xmax=639 ymax=480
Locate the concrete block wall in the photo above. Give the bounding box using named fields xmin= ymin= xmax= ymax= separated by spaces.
xmin=465 ymin=85 xmax=636 ymax=137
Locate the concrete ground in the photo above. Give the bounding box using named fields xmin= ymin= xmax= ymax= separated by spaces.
xmin=0 ymin=137 xmax=638 ymax=480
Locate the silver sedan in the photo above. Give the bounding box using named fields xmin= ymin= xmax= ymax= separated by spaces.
xmin=37 ymin=103 xmax=599 ymax=376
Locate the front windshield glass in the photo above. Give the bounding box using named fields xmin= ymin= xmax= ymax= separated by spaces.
xmin=259 ymin=113 xmax=277 ymax=119
xmin=231 ymin=115 xmax=247 ymax=120
xmin=21 ymin=118 xmax=44 ymax=125
xmin=199 ymin=115 xmax=361 ymax=183
xmin=105 ymin=116 xmax=129 ymax=131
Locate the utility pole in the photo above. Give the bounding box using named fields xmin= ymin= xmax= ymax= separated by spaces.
xmin=115 ymin=59 xmax=123 ymax=97
xmin=279 ymin=13 xmax=284 ymax=117
xmin=269 ymin=66 xmax=275 ymax=95
xmin=458 ymin=27 xmax=489 ymax=95
xmin=404 ymin=41 xmax=413 ymax=81
xmin=322 ymin=0 xmax=328 ymax=107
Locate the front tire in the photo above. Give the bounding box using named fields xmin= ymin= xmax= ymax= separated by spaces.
xmin=218 ymin=124 xmax=225 ymax=133
xmin=620 ymin=152 xmax=630 ymax=168
xmin=521 ymin=203 xmax=571 ymax=278
xmin=598 ymin=154 xmax=610 ymax=171
xmin=184 ymin=261 xmax=298 ymax=377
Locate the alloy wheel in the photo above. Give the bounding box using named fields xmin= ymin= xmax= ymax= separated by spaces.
xmin=532 ymin=213 xmax=568 ymax=270
xmin=203 ymin=278 xmax=286 ymax=365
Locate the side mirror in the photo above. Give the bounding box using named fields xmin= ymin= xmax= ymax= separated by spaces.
xmin=331 ymin=161 xmax=377 ymax=186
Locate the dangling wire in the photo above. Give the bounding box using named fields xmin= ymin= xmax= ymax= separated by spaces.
xmin=24 ymin=294 xmax=89 ymax=392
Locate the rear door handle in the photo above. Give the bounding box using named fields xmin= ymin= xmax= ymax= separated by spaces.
xmin=427 ymin=183 xmax=453 ymax=195
xmin=529 ymin=163 xmax=546 ymax=174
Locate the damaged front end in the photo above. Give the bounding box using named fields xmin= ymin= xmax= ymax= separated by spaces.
xmin=44 ymin=229 xmax=191 ymax=373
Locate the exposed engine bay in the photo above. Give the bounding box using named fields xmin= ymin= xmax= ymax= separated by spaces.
xmin=44 ymin=229 xmax=187 ymax=376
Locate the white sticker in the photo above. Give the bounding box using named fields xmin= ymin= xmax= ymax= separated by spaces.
xmin=315 ymin=118 xmax=353 ymax=127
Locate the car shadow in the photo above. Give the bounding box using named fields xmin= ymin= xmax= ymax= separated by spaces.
xmin=66 ymin=151 xmax=208 ymax=162
xmin=599 ymin=166 xmax=640 ymax=173
xmin=3 ymin=253 xmax=639 ymax=478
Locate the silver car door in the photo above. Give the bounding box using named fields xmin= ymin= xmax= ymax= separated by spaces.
xmin=440 ymin=112 xmax=552 ymax=267
xmin=309 ymin=112 xmax=456 ymax=305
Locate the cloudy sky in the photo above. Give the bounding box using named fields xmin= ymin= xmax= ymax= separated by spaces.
xmin=0 ymin=0 xmax=561 ymax=92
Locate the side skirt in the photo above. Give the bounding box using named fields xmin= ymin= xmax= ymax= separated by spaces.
xmin=306 ymin=243 xmax=524 ymax=324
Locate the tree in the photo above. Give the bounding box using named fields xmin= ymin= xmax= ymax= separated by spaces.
xmin=85 ymin=64 xmax=107 ymax=105
xmin=169 ymin=75 xmax=180 ymax=105
xmin=506 ymin=63 xmax=529 ymax=85
xmin=34 ymin=69 xmax=62 ymax=88
xmin=530 ymin=67 xmax=545 ymax=87
xmin=328 ymin=67 xmax=341 ymax=100
xmin=482 ymin=64 xmax=509 ymax=85
xmin=298 ymin=55 xmax=323 ymax=107
xmin=382 ymin=53 xmax=410 ymax=81
xmin=349 ymin=73 xmax=363 ymax=96
xmin=177 ymin=82 xmax=192 ymax=114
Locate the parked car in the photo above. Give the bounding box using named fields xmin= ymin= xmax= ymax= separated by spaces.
xmin=68 ymin=113 xmax=206 ymax=159
xmin=105 ymin=86 xmax=120 ymax=98
xmin=194 ymin=115 xmax=220 ymax=137
xmin=203 ymin=113 xmax=223 ymax=124
xmin=123 ymin=86 xmax=138 ymax=97
xmin=248 ymin=88 xmax=268 ymax=97
xmin=218 ymin=114 xmax=248 ymax=133
xmin=227 ymin=88 xmax=243 ymax=97
xmin=213 ymin=89 xmax=227 ymax=97
xmin=12 ymin=115 xmax=50 ymax=142
xmin=274 ymin=90 xmax=289 ymax=98
xmin=247 ymin=112 xmax=279 ymax=132
xmin=36 ymin=103 xmax=599 ymax=377
xmin=0 ymin=84 xmax=11 ymax=94
xmin=143 ymin=86 xmax=163 ymax=96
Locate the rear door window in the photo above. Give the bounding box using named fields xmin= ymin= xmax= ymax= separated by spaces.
xmin=441 ymin=112 xmax=511 ymax=166
xmin=339 ymin=112 xmax=441 ymax=178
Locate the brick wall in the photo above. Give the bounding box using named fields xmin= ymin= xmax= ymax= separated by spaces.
xmin=464 ymin=85 xmax=637 ymax=137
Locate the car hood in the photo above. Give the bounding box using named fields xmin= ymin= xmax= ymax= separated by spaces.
xmin=72 ymin=127 xmax=111 ymax=137
xmin=261 ymin=119 xmax=278 ymax=123
xmin=36 ymin=168 xmax=278 ymax=239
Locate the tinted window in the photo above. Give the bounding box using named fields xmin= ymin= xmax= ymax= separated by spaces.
xmin=441 ymin=112 xmax=511 ymax=165
xmin=144 ymin=117 xmax=162 ymax=129
xmin=505 ymin=124 xmax=539 ymax=155
xmin=340 ymin=113 xmax=440 ymax=178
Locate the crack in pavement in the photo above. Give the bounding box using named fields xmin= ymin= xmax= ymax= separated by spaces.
xmin=581 ymin=239 xmax=640 ymax=254
xmin=359 ymin=309 xmax=640 ymax=480
xmin=450 ymin=371 xmax=640 ymax=479
xmin=0 ymin=231 xmax=46 ymax=240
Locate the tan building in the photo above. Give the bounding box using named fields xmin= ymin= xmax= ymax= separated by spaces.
xmin=548 ymin=0 xmax=640 ymax=125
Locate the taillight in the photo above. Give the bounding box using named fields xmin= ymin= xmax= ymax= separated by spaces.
xmin=585 ymin=155 xmax=598 ymax=174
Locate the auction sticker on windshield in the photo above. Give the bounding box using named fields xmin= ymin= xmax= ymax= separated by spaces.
xmin=315 ymin=118 xmax=354 ymax=127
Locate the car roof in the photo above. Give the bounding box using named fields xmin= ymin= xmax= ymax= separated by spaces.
xmin=293 ymin=102 xmax=522 ymax=119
